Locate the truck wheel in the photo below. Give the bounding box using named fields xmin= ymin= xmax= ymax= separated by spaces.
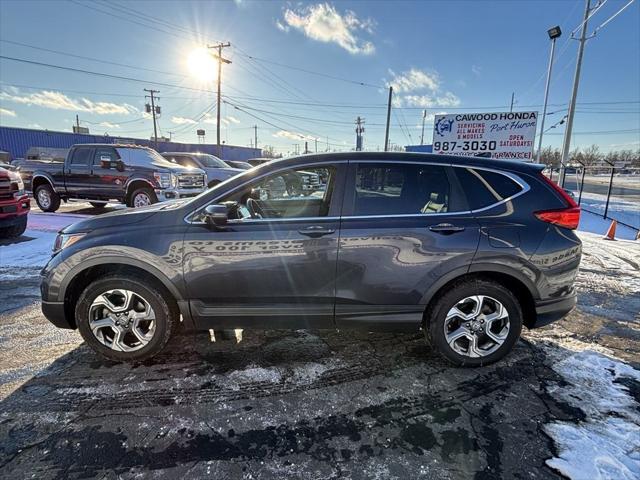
xmin=128 ymin=188 xmax=158 ymax=208
xmin=425 ymin=279 xmax=523 ymax=367
xmin=75 ymin=275 xmax=178 ymax=362
xmin=34 ymin=184 xmax=61 ymax=212
xmin=89 ymin=202 xmax=107 ymax=209
xmin=0 ymin=215 xmax=27 ymax=238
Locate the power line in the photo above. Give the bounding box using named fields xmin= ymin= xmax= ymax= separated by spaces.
xmin=592 ymin=0 xmax=637 ymax=34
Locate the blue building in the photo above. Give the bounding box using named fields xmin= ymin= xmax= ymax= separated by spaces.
xmin=0 ymin=126 xmax=261 ymax=161
xmin=404 ymin=144 xmax=433 ymax=153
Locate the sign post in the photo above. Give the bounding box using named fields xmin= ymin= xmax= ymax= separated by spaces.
xmin=432 ymin=111 xmax=538 ymax=161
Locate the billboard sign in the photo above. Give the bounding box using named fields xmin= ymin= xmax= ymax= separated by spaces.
xmin=432 ymin=111 xmax=538 ymax=160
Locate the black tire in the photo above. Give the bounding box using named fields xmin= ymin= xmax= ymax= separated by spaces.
xmin=34 ymin=183 xmax=61 ymax=212
xmin=425 ymin=279 xmax=523 ymax=367
xmin=0 ymin=215 xmax=27 ymax=238
xmin=89 ymin=202 xmax=107 ymax=209
xmin=75 ymin=275 xmax=178 ymax=362
xmin=127 ymin=187 xmax=158 ymax=208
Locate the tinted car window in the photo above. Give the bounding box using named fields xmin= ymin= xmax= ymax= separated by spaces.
xmin=353 ymin=163 xmax=453 ymax=215
xmin=169 ymin=156 xmax=199 ymax=168
xmin=454 ymin=167 xmax=523 ymax=209
xmin=70 ymin=148 xmax=92 ymax=165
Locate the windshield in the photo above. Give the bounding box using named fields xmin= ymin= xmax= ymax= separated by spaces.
xmin=196 ymin=154 xmax=228 ymax=169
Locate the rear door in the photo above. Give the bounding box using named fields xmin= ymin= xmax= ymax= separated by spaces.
xmin=335 ymin=161 xmax=481 ymax=331
xmin=64 ymin=147 xmax=93 ymax=197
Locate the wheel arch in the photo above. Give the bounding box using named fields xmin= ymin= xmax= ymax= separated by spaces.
xmin=125 ymin=178 xmax=155 ymax=203
xmin=60 ymin=258 xmax=190 ymax=329
xmin=421 ymin=267 xmax=538 ymax=329
xmin=31 ymin=173 xmax=56 ymax=192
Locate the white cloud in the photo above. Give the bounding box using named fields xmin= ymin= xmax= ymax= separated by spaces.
xmin=396 ymin=92 xmax=460 ymax=108
xmin=171 ymin=116 xmax=197 ymax=125
xmin=99 ymin=121 xmax=120 ymax=129
xmin=28 ymin=123 xmax=42 ymax=129
xmin=273 ymin=130 xmax=318 ymax=141
xmin=281 ymin=3 xmax=375 ymax=55
xmin=387 ymin=68 xmax=440 ymax=93
xmin=226 ymin=115 xmax=241 ymax=124
xmin=608 ymin=141 xmax=640 ymax=148
xmin=0 ymin=107 xmax=16 ymax=117
xmin=203 ymin=113 xmax=216 ymax=125
xmin=472 ymin=65 xmax=482 ymax=76
xmin=0 ymin=89 xmax=136 ymax=115
xmin=275 ymin=19 xmax=289 ymax=32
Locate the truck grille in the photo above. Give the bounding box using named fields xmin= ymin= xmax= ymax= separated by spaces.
xmin=177 ymin=173 xmax=205 ymax=189
xmin=0 ymin=179 xmax=13 ymax=200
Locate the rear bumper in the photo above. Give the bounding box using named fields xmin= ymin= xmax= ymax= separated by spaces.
xmin=41 ymin=300 xmax=74 ymax=329
xmin=532 ymin=292 xmax=577 ymax=328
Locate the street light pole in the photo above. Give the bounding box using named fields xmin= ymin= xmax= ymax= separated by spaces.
xmin=536 ymin=25 xmax=562 ymax=163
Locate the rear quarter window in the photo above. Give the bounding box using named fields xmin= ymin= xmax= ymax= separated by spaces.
xmin=454 ymin=167 xmax=523 ymax=210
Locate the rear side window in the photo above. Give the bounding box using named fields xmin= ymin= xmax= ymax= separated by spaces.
xmin=70 ymin=148 xmax=92 ymax=165
xmin=94 ymin=148 xmax=118 ymax=165
xmin=353 ymin=163 xmax=458 ymax=215
xmin=454 ymin=168 xmax=523 ymax=210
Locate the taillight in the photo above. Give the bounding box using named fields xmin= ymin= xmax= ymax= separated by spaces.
xmin=534 ymin=173 xmax=581 ymax=230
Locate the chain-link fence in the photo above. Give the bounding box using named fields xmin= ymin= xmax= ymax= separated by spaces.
xmin=544 ymin=166 xmax=640 ymax=232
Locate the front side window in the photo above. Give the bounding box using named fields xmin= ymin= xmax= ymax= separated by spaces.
xmin=216 ymin=165 xmax=336 ymax=221
xmin=93 ymin=148 xmax=118 ymax=165
xmin=352 ymin=163 xmax=453 ymax=215
xmin=70 ymin=148 xmax=92 ymax=165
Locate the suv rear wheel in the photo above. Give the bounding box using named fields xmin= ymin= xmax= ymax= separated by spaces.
xmin=426 ymin=279 xmax=523 ymax=367
xmin=34 ymin=183 xmax=61 ymax=212
xmin=75 ymin=275 xmax=178 ymax=362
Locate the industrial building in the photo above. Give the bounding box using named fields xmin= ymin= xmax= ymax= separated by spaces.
xmin=0 ymin=126 xmax=261 ymax=162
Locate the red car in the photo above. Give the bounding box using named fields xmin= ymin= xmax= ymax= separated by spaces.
xmin=0 ymin=167 xmax=30 ymax=238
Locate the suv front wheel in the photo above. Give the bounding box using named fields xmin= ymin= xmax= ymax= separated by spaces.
xmin=426 ymin=279 xmax=523 ymax=367
xmin=75 ymin=275 xmax=178 ymax=362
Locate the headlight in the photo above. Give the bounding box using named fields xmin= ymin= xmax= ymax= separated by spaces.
xmin=154 ymin=172 xmax=171 ymax=189
xmin=53 ymin=233 xmax=86 ymax=253
xmin=171 ymin=173 xmax=179 ymax=188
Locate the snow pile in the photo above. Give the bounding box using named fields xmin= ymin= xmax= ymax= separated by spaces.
xmin=227 ymin=365 xmax=283 ymax=385
xmin=0 ymin=229 xmax=56 ymax=268
xmin=544 ymin=350 xmax=640 ymax=480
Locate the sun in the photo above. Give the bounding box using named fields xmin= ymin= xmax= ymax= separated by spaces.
xmin=187 ymin=47 xmax=216 ymax=83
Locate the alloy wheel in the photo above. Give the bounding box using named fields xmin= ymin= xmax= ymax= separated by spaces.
xmin=443 ymin=295 xmax=510 ymax=358
xmin=88 ymin=289 xmax=156 ymax=352
xmin=133 ymin=193 xmax=152 ymax=207
xmin=37 ymin=189 xmax=51 ymax=209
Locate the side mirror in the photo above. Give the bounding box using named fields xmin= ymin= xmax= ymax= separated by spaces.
xmin=204 ymin=204 xmax=228 ymax=228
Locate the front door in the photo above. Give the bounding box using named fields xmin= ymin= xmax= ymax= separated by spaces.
xmin=89 ymin=147 xmax=127 ymax=200
xmin=335 ymin=161 xmax=481 ymax=331
xmin=183 ymin=162 xmax=346 ymax=330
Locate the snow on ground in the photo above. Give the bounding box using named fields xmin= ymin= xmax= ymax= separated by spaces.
xmin=541 ymin=348 xmax=640 ymax=480
xmin=578 ymin=209 xmax=638 ymax=241
xmin=578 ymin=191 xmax=639 ymax=231
xmin=0 ymin=229 xmax=57 ymax=269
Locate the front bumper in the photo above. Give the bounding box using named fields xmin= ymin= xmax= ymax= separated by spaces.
xmin=155 ymin=188 xmax=204 ymax=201
xmin=532 ymin=292 xmax=577 ymax=328
xmin=0 ymin=196 xmax=30 ymax=227
xmin=42 ymin=300 xmax=74 ymax=329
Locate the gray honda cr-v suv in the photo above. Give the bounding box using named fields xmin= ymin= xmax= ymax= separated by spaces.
xmin=41 ymin=152 xmax=582 ymax=366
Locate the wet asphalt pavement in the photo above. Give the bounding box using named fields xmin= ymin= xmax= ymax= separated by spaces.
xmin=1 ymin=207 xmax=638 ymax=479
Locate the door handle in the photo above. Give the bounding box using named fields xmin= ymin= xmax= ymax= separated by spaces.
xmin=298 ymin=225 xmax=335 ymax=238
xmin=428 ymin=223 xmax=466 ymax=234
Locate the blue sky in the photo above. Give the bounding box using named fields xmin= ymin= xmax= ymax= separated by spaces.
xmin=0 ymin=0 xmax=638 ymax=155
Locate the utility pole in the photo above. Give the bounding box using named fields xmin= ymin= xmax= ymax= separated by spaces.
xmin=253 ymin=125 xmax=258 ymax=150
xmin=509 ymin=92 xmax=515 ymax=112
xmin=384 ymin=86 xmax=393 ymax=152
xmin=144 ymin=89 xmax=160 ymax=146
xmin=76 ymin=115 xmax=80 ymax=130
xmin=315 ymin=138 xmax=318 ymax=153
xmin=536 ymin=25 xmax=562 ymax=163
xmin=560 ymin=0 xmax=592 ymax=187
xmin=355 ymin=116 xmax=365 ymax=151
xmin=207 ymin=42 xmax=231 ymax=157
xmin=420 ymin=110 xmax=427 ymax=145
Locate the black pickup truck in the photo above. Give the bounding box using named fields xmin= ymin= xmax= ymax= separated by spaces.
xmin=15 ymin=144 xmax=207 ymax=212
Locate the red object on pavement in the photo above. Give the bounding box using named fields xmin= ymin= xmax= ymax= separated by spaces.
xmin=0 ymin=167 xmax=30 ymax=238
